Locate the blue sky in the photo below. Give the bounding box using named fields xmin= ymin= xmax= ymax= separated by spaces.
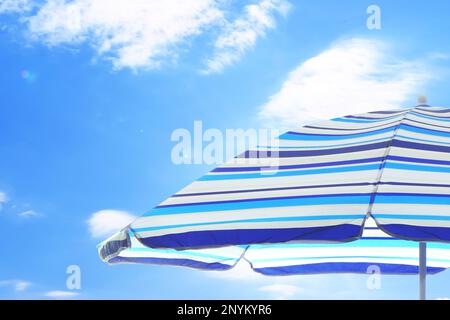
xmin=2 ymin=0 xmax=450 ymax=299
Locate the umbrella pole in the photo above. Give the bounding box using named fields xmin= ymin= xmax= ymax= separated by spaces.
xmin=419 ymin=242 xmax=427 ymax=300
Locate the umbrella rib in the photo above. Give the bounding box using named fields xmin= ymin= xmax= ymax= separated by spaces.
xmin=366 ymin=106 xmax=415 ymax=220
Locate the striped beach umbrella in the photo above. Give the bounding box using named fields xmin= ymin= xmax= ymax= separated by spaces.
xmin=99 ymin=102 xmax=450 ymax=299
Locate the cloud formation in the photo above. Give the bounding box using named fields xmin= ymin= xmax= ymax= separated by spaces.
xmin=0 ymin=0 xmax=32 ymax=13
xmin=0 ymin=191 xmax=6 ymax=203
xmin=0 ymin=192 xmax=40 ymax=217
xmin=87 ymin=209 xmax=136 ymax=238
xmin=26 ymin=0 xmax=223 ymax=70
xmin=0 ymin=0 xmax=289 ymax=72
xmin=203 ymin=0 xmax=290 ymax=74
xmin=18 ymin=210 xmax=38 ymax=217
xmin=0 ymin=279 xmax=31 ymax=292
xmin=259 ymin=38 xmax=433 ymax=129
xmin=0 ymin=191 xmax=7 ymax=211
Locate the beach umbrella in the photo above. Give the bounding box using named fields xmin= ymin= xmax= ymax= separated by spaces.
xmin=99 ymin=102 xmax=450 ymax=299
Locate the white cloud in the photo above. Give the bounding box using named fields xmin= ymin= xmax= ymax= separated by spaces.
xmin=0 ymin=280 xmax=31 ymax=292
xmin=45 ymin=290 xmax=79 ymax=299
xmin=26 ymin=0 xmax=224 ymax=70
xmin=258 ymin=284 xmax=302 ymax=299
xmin=259 ymin=37 xmax=433 ymax=130
xmin=0 ymin=191 xmax=7 ymax=211
xmin=0 ymin=0 xmax=32 ymax=13
xmin=87 ymin=209 xmax=136 ymax=238
xmin=0 ymin=191 xmax=6 ymax=203
xmin=0 ymin=0 xmax=289 ymax=72
xmin=18 ymin=210 xmax=38 ymax=217
xmin=0 ymin=194 xmax=40 ymax=217
xmin=14 ymin=280 xmax=31 ymax=291
xmin=427 ymin=52 xmax=450 ymax=61
xmin=203 ymin=0 xmax=290 ymax=74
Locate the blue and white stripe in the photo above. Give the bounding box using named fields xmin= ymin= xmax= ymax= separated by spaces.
xmin=102 ymin=218 xmax=450 ymax=275
xmin=245 ymin=217 xmax=450 ymax=275
xmin=127 ymin=112 xmax=405 ymax=249
xmin=371 ymin=107 xmax=450 ymax=241
xmin=107 ymin=232 xmax=246 ymax=270
xmin=99 ymin=106 xmax=450 ymax=270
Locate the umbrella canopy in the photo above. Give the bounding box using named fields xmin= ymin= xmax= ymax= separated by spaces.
xmin=98 ymin=104 xmax=450 ymax=298
xmin=100 ymin=105 xmax=450 ymax=257
xmin=100 ymin=217 xmax=450 ymax=275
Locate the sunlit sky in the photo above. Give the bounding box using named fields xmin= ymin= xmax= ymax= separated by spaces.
xmin=2 ymin=0 xmax=450 ymax=299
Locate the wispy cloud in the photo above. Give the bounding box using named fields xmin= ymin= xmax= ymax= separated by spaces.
xmin=259 ymin=37 xmax=434 ymax=130
xmin=18 ymin=209 xmax=38 ymax=217
xmin=44 ymin=290 xmax=79 ymax=299
xmin=0 ymin=193 xmax=40 ymax=218
xmin=87 ymin=209 xmax=136 ymax=238
xmin=0 ymin=0 xmax=290 ymax=72
xmin=0 ymin=191 xmax=7 ymax=211
xmin=25 ymin=0 xmax=223 ymax=70
xmin=203 ymin=0 xmax=290 ymax=74
xmin=0 ymin=0 xmax=32 ymax=13
xmin=0 ymin=280 xmax=32 ymax=292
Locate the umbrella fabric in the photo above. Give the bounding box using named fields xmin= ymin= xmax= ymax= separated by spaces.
xmin=100 ymin=218 xmax=450 ymax=275
xmin=370 ymin=107 xmax=450 ymax=241
xmin=246 ymin=217 xmax=450 ymax=275
xmin=100 ymin=229 xmax=246 ymax=270
xmin=99 ymin=106 xmax=450 ymax=260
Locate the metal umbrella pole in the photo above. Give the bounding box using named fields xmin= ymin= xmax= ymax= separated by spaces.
xmin=418 ymin=96 xmax=428 ymax=301
xmin=419 ymin=242 xmax=427 ymax=300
